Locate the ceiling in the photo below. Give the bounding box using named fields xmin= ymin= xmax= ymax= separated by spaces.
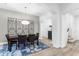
xmin=0 ymin=3 xmax=79 ymax=16
xmin=0 ymin=3 xmax=59 ymax=16
xmin=58 ymin=3 xmax=79 ymax=16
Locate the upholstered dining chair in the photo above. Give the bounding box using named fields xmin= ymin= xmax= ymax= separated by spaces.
xmin=18 ymin=35 xmax=27 ymax=49
xmin=6 ymin=34 xmax=18 ymax=52
xmin=27 ymin=34 xmax=36 ymax=49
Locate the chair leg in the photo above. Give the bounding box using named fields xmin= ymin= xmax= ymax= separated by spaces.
xmin=37 ymin=40 xmax=39 ymax=45
xmin=16 ymin=43 xmax=17 ymax=50
xmin=33 ymin=42 xmax=35 ymax=48
xmin=23 ymin=43 xmax=25 ymax=49
xmin=17 ymin=43 xmax=20 ymax=49
xmin=29 ymin=43 xmax=31 ymax=52
xmin=8 ymin=44 xmax=12 ymax=52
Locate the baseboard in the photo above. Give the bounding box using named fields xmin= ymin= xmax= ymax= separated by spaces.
xmin=53 ymin=44 xmax=61 ymax=48
xmin=60 ymin=43 xmax=67 ymax=48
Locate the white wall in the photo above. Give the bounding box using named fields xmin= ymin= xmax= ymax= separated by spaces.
xmin=39 ymin=12 xmax=52 ymax=38
xmin=52 ymin=12 xmax=61 ymax=48
xmin=39 ymin=4 xmax=78 ymax=48
xmin=39 ymin=4 xmax=79 ymax=48
xmin=39 ymin=12 xmax=61 ymax=48
xmin=61 ymin=13 xmax=75 ymax=48
xmin=0 ymin=8 xmax=39 ymax=43
xmin=61 ymin=4 xmax=79 ymax=47
xmin=59 ymin=4 xmax=79 ymax=48
xmin=74 ymin=16 xmax=79 ymax=40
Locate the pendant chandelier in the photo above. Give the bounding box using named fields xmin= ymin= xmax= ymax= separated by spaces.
xmin=21 ymin=6 xmax=30 ymax=25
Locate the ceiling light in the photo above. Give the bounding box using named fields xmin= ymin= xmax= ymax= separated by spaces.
xmin=21 ymin=6 xmax=30 ymax=25
xmin=21 ymin=20 xmax=30 ymax=25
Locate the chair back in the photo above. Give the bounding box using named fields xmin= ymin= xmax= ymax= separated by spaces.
xmin=27 ymin=34 xmax=36 ymax=42
xmin=18 ymin=35 xmax=27 ymax=44
xmin=36 ymin=33 xmax=39 ymax=39
xmin=5 ymin=34 xmax=9 ymax=41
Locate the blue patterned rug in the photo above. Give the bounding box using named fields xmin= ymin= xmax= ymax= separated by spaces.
xmin=0 ymin=42 xmax=48 ymax=56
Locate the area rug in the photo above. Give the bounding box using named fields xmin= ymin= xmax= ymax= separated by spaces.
xmin=0 ymin=42 xmax=48 ymax=56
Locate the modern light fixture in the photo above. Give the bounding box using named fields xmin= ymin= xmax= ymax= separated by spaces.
xmin=21 ymin=6 xmax=30 ymax=25
xmin=21 ymin=20 xmax=30 ymax=25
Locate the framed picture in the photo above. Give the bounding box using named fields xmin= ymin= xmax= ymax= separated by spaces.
xmin=7 ymin=17 xmax=17 ymax=35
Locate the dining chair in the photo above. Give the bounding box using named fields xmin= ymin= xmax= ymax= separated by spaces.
xmin=5 ymin=34 xmax=18 ymax=52
xmin=18 ymin=35 xmax=27 ymax=49
xmin=27 ymin=34 xmax=36 ymax=49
